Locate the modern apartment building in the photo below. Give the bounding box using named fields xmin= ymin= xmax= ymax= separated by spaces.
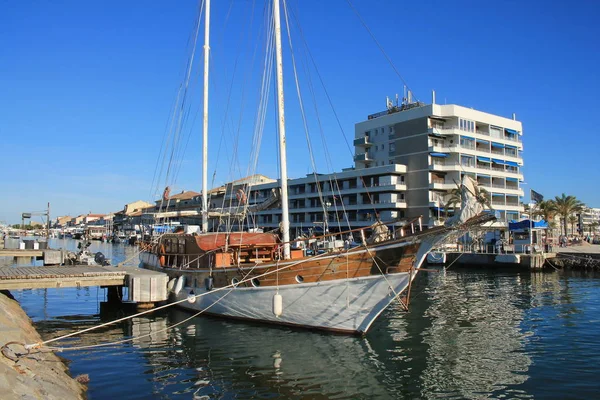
xmin=354 ymin=94 xmax=524 ymax=227
xmin=143 ymin=167 xmax=409 ymax=234
xmin=582 ymin=207 xmax=600 ymax=234
xmin=142 ymin=95 xmax=524 ymax=234
xmin=211 ymin=166 xmax=408 ymax=233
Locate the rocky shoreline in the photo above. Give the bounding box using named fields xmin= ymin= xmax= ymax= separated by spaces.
xmin=0 ymin=291 xmax=85 ymax=400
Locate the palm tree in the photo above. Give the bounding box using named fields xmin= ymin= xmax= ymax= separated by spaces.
xmin=551 ymin=193 xmax=584 ymax=236
xmin=589 ymin=222 xmax=598 ymax=236
xmin=474 ymin=186 xmax=492 ymax=210
xmin=568 ymin=215 xmax=578 ymax=235
xmin=532 ymin=200 xmax=556 ymax=223
xmin=445 ymin=187 xmax=463 ymax=217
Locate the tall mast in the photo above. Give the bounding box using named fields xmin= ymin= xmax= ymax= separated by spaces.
xmin=201 ymin=0 xmax=211 ymax=233
xmin=273 ymin=0 xmax=290 ymax=259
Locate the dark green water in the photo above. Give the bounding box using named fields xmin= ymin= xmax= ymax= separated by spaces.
xmin=6 ymin=239 xmax=600 ymax=399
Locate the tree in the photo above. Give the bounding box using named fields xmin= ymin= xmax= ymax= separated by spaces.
xmin=445 ymin=188 xmax=463 ymax=217
xmin=551 ymin=193 xmax=584 ymax=236
xmin=532 ymin=200 xmax=557 ymax=223
xmin=568 ymin=215 xmax=578 ymax=235
xmin=590 ymin=222 xmax=599 ymax=235
xmin=473 ymin=186 xmax=492 ymax=210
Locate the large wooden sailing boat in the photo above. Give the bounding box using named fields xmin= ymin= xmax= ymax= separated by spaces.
xmin=140 ymin=0 xmax=494 ymax=334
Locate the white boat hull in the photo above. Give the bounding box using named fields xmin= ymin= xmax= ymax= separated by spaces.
xmin=173 ymin=272 xmax=411 ymax=334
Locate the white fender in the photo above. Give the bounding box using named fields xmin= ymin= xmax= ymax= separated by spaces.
xmin=174 ymin=275 xmax=185 ymax=295
xmin=273 ymin=293 xmax=283 ymax=317
xmin=167 ymin=278 xmax=176 ymax=293
xmin=187 ymin=292 xmax=196 ymax=303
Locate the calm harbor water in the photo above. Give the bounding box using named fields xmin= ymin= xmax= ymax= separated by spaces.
xmin=5 ymin=238 xmax=600 ymax=399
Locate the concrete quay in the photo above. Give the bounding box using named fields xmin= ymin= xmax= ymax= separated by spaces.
xmin=0 ymin=265 xmax=168 ymax=306
xmin=0 ymin=249 xmax=65 ymax=266
xmin=0 ymin=291 xmax=85 ymax=400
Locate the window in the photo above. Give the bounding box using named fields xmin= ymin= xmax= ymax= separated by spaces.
xmin=381 ymin=144 xmax=385 ymax=150
xmin=459 ymin=118 xmax=475 ymax=133
xmin=375 ymin=145 xmax=378 ymax=151
xmin=389 ymin=143 xmax=396 ymax=152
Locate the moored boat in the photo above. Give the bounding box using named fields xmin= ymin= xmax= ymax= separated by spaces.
xmin=140 ymin=0 xmax=494 ymax=334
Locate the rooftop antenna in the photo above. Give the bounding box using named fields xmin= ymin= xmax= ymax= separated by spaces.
xmin=395 ymin=93 xmax=399 ymax=107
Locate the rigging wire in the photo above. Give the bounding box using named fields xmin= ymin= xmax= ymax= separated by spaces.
xmin=344 ymin=0 xmax=418 ymax=101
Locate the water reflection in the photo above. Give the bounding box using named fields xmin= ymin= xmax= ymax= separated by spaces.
xmin=417 ymin=270 xmax=533 ymax=399
xmin=8 ymin=248 xmax=600 ymax=399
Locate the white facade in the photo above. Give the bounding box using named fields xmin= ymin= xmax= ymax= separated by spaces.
xmin=354 ymin=99 xmax=524 ymax=227
xmin=582 ymin=207 xmax=600 ymax=234
xmin=213 ymin=165 xmax=408 ymax=233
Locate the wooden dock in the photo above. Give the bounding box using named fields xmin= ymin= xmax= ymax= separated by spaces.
xmin=0 ymin=249 xmax=44 ymax=258
xmin=0 ymin=266 xmax=169 ymax=304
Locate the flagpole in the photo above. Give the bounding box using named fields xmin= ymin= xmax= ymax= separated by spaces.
xmin=529 ymin=190 xmax=533 ymax=253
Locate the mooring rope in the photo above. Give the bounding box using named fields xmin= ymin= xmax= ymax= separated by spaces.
xmin=17 ymin=250 xmax=334 ymax=353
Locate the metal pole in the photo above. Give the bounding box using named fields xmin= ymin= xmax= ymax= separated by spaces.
xmin=201 ymin=0 xmax=211 ymax=233
xmin=47 ymin=202 xmax=50 ymax=238
xmin=529 ymin=202 xmax=534 ymax=253
xmin=273 ymin=0 xmax=290 ymax=259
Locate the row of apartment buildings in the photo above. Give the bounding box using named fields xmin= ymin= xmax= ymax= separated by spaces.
xmin=56 ymin=96 xmax=599 ymax=237
xmin=134 ymin=96 xmax=527 ymax=234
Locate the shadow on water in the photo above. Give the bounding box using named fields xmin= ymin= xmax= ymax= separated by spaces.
xmin=9 ymin=246 xmax=600 ymax=399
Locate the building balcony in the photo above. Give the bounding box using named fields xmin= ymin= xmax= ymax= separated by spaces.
xmin=428 ymin=144 xmax=454 ymax=153
xmin=430 ymin=181 xmax=456 ymax=190
xmin=430 ymin=161 xmax=460 ymax=172
xmin=353 ymin=137 xmax=373 ymax=147
xmin=354 ymin=153 xmax=371 ymax=162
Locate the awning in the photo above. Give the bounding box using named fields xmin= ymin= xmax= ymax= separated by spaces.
xmin=505 ymin=128 xmax=519 ymax=135
xmin=509 ymin=219 xmax=549 ymax=230
xmin=461 ymin=135 xmax=475 ymax=141
xmin=505 ymin=144 xmax=517 ymax=149
xmin=476 ymin=139 xmax=489 ymax=144
xmin=477 ymin=156 xmax=491 ymax=162
xmin=492 ymin=193 xmax=505 ymax=197
xmin=506 ymin=177 xmax=518 ymax=182
xmin=506 ymin=161 xmax=519 ymax=167
xmin=491 ymin=142 xmax=505 ymax=148
xmin=492 ymin=158 xmax=505 ymax=164
xmin=477 ymin=174 xmax=490 ymax=178
xmin=430 ymin=152 xmax=449 ymax=158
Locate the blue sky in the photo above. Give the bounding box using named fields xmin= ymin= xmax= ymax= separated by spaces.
xmin=1 ymin=0 xmax=599 ymax=224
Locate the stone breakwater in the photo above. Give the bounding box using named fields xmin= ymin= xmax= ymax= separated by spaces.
xmin=0 ymin=291 xmax=85 ymax=400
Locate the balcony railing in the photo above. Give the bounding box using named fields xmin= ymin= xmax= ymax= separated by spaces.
xmin=353 ymin=137 xmax=372 ymax=147
xmin=434 ymin=125 xmax=521 ymax=142
xmin=354 ymin=153 xmax=371 ymax=162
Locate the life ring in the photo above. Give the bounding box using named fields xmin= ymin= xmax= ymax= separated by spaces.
xmin=159 ymin=243 xmax=166 ymax=267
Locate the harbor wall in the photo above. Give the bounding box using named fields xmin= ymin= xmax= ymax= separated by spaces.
xmin=0 ymin=291 xmax=85 ymax=400
xmin=445 ymin=252 xmax=548 ymax=268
